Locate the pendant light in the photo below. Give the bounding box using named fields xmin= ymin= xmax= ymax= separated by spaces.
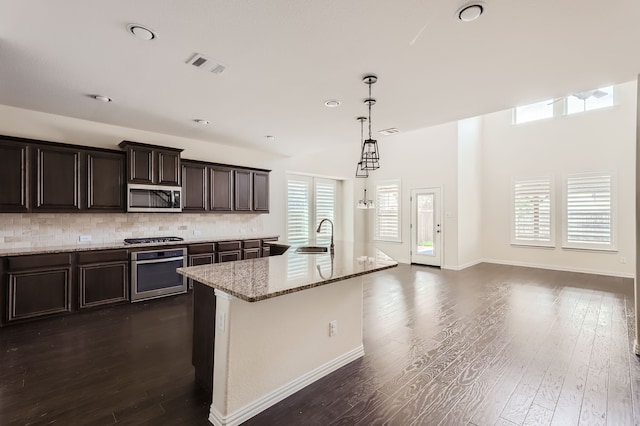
xmin=360 ymin=75 xmax=380 ymax=171
xmin=355 ymin=117 xmax=369 ymax=178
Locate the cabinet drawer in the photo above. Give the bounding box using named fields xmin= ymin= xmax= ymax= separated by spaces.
xmin=78 ymin=249 xmax=128 ymax=264
xmin=7 ymin=253 xmax=71 ymax=271
xmin=262 ymin=247 xmax=271 ymax=257
xmin=217 ymin=241 xmax=241 ymax=252
xmin=242 ymin=240 xmax=261 ymax=249
xmin=189 ymin=243 xmax=215 ymax=255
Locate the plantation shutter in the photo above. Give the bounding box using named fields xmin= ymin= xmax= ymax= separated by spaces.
xmin=513 ymin=177 xmax=553 ymax=245
xmin=315 ymin=179 xmax=336 ymax=244
xmin=287 ymin=177 xmax=311 ymax=245
xmin=375 ymin=181 xmax=401 ymax=242
xmin=565 ymin=173 xmax=613 ymax=248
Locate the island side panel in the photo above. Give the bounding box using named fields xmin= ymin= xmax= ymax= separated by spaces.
xmin=211 ymin=277 xmax=364 ymax=424
xmin=192 ymin=281 xmax=216 ymax=392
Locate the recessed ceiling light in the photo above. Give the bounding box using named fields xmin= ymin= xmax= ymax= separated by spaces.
xmin=457 ymin=3 xmax=484 ymax=22
xmin=265 ymin=135 xmax=275 ymax=141
xmin=93 ymin=95 xmax=112 ymax=103
xmin=127 ymin=24 xmax=157 ymax=40
xmin=324 ymin=100 xmax=341 ymax=108
xmin=194 ymin=119 xmax=210 ymax=125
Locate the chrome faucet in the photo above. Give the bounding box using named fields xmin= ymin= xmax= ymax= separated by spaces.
xmin=316 ymin=218 xmax=334 ymax=253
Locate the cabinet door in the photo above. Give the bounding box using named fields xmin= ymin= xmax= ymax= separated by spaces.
xmin=127 ymin=146 xmax=154 ymax=184
xmin=34 ymin=146 xmax=81 ymax=211
xmin=0 ymin=140 xmax=29 ymax=212
xmin=8 ymin=267 xmax=71 ymax=322
xmin=243 ymin=248 xmax=261 ymax=259
xmin=182 ymin=162 xmax=207 ymax=211
xmin=234 ymin=170 xmax=252 ymax=211
xmin=87 ymin=151 xmax=125 ymax=211
xmin=210 ymin=167 xmax=233 ymax=211
xmin=79 ymin=262 xmax=129 ymax=309
xmin=187 ymin=253 xmax=215 ymax=288
xmin=252 ymin=171 xmax=270 ymax=212
xmin=158 ymin=150 xmax=181 ymax=186
xmin=217 ymin=251 xmax=241 ymax=263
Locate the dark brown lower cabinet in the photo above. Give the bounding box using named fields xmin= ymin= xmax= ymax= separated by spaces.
xmin=7 ymin=253 xmax=72 ymax=322
xmin=77 ymin=250 xmax=129 ymax=309
xmin=262 ymin=247 xmax=271 ymax=257
xmin=78 ymin=263 xmax=128 ymax=309
xmin=192 ymin=281 xmax=216 ymax=392
xmin=217 ymin=251 xmax=241 ymax=263
xmin=187 ymin=253 xmax=215 ymax=289
xmin=243 ymin=248 xmax=261 ymax=259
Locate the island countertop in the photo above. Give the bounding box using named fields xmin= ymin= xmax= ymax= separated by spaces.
xmin=176 ymin=242 xmax=398 ymax=302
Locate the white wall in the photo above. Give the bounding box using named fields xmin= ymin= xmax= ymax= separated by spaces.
xmin=365 ymin=122 xmax=459 ymax=266
xmin=481 ymin=81 xmax=637 ymax=277
xmin=457 ymin=117 xmax=483 ymax=269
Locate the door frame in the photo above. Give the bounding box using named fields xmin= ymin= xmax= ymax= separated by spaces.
xmin=410 ymin=186 xmax=443 ymax=267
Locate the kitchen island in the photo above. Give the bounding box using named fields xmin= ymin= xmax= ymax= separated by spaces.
xmin=177 ymin=242 xmax=397 ymax=426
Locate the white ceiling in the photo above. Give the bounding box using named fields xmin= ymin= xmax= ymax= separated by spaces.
xmin=1 ymin=0 xmax=639 ymax=157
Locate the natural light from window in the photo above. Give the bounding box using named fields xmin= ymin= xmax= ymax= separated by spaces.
xmin=514 ymin=99 xmax=554 ymax=124
xmin=566 ymin=86 xmax=614 ymax=115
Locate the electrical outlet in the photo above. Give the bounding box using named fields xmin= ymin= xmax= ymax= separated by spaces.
xmin=620 ymin=257 xmax=627 ymax=264
xmin=193 ymin=229 xmax=202 ymax=236
xmin=79 ymin=235 xmax=92 ymax=243
xmin=329 ymin=320 xmax=338 ymax=337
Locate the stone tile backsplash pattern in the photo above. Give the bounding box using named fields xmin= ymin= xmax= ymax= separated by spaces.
xmin=0 ymin=213 xmax=264 ymax=249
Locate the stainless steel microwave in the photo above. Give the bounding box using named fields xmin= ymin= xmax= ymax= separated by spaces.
xmin=127 ymin=184 xmax=182 ymax=212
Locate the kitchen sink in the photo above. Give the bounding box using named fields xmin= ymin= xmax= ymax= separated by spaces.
xmin=295 ymin=246 xmax=329 ymax=253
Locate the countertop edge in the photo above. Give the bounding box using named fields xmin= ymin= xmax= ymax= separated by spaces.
xmin=177 ymin=261 xmax=398 ymax=302
xmin=0 ymin=235 xmax=280 ymax=257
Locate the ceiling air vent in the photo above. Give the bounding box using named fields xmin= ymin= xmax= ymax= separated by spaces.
xmin=186 ymin=53 xmax=227 ymax=75
xmin=379 ymin=128 xmax=400 ymax=136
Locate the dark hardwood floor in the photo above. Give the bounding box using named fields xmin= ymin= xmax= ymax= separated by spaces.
xmin=1 ymin=263 xmax=639 ymax=425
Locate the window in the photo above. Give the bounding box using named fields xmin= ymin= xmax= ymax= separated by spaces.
xmin=512 ymin=177 xmax=554 ymax=247
xmin=566 ymin=86 xmax=614 ymax=115
xmin=374 ymin=180 xmax=401 ymax=242
xmin=513 ymin=99 xmax=554 ymax=124
xmin=563 ymin=172 xmax=615 ymax=251
xmin=286 ymin=174 xmax=338 ymax=245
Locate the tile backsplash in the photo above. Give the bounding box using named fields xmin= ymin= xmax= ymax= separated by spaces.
xmin=0 ymin=213 xmax=265 ymax=249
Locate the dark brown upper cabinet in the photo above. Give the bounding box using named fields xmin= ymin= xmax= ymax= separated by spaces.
xmin=253 ymin=171 xmax=269 ymax=212
xmin=86 ymin=151 xmax=126 ymax=211
xmin=119 ymin=141 xmax=182 ymax=186
xmin=34 ymin=145 xmax=82 ymax=211
xmin=210 ymin=166 xmax=233 ymax=211
xmin=234 ymin=169 xmax=252 ymax=211
xmin=182 ymin=161 xmax=207 ymax=211
xmin=0 ymin=139 xmax=29 ymax=212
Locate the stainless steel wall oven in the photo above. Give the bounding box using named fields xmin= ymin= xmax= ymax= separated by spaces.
xmin=131 ymin=248 xmax=187 ymax=302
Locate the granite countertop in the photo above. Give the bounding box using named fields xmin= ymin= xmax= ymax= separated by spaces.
xmin=0 ymin=234 xmax=280 ymax=257
xmin=177 ymin=242 xmax=398 ymax=302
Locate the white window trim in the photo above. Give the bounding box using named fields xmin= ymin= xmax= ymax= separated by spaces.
xmin=511 ymin=176 xmax=555 ymax=248
xmin=285 ymin=173 xmax=340 ymax=246
xmin=373 ymin=179 xmax=402 ymax=243
xmin=562 ymin=171 xmax=617 ymax=252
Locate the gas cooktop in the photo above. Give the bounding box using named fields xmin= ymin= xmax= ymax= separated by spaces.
xmin=124 ymin=236 xmax=184 ymax=245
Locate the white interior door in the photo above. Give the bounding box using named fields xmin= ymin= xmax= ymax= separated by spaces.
xmin=410 ymin=188 xmax=442 ymax=266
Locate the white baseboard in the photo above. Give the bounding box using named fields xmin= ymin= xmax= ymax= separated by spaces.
xmin=208 ymin=345 xmax=365 ymax=426
xmin=442 ymin=260 xmax=483 ymax=271
xmin=482 ymin=258 xmax=635 ymax=279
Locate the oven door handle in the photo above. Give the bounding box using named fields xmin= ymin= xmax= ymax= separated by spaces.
xmin=132 ymin=256 xmax=185 ymax=265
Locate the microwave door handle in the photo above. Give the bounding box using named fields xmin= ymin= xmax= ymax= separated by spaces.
xmin=133 ymin=256 xmax=185 ymax=265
